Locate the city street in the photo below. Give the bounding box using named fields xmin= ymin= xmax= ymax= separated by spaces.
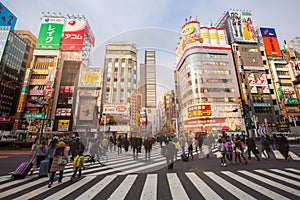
xmin=0 ymin=143 xmax=299 ymax=199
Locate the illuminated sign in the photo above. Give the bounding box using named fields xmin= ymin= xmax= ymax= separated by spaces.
xmin=36 ymin=17 xmax=64 ymax=49
xmin=188 ymin=104 xmax=211 ymax=118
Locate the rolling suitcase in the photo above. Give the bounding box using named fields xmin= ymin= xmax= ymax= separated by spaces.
xmin=38 ymin=160 xmax=49 ymax=178
xmin=11 ymin=161 xmax=33 ymax=180
xmin=181 ymin=153 xmax=188 ymax=162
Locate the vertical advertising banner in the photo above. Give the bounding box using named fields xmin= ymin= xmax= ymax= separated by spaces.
xmin=36 ymin=17 xmax=64 ymax=49
xmin=61 ymin=19 xmax=86 ymax=50
xmin=228 ymin=11 xmax=258 ymax=43
xmin=260 ymin=27 xmax=282 ymax=57
xmin=0 ymin=3 xmax=17 ymax=31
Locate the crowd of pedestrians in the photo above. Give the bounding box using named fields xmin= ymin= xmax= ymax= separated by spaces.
xmin=26 ymin=131 xmax=292 ymax=184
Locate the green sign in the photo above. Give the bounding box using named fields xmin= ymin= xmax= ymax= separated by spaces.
xmin=284 ymin=98 xmax=299 ymax=105
xmin=277 ymin=87 xmax=282 ymax=100
xmin=36 ymin=17 xmax=64 ymax=49
xmin=23 ymin=113 xmax=45 ymax=119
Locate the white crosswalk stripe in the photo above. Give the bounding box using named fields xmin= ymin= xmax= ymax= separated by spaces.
xmin=204 ymin=171 xmax=256 ymax=200
xmin=185 ymin=172 xmax=222 ymax=200
xmin=167 ymin=173 xmax=190 ymax=200
xmin=140 ymin=174 xmax=158 ymax=200
xmin=239 ymin=170 xmax=300 ymax=197
xmin=75 ymin=175 xmax=116 ymax=200
xmin=0 ymin=168 xmax=299 ymax=199
xmin=221 ymin=171 xmax=289 ymax=200
xmin=108 ymin=174 xmax=137 ymax=200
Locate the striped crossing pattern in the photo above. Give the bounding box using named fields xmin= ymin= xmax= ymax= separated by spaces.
xmin=0 ymin=167 xmax=299 ymax=199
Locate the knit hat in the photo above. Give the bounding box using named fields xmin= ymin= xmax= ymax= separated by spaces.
xmin=58 ymin=141 xmax=65 ymax=147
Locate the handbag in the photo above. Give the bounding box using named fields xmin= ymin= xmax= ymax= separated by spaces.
xmin=57 ymin=155 xmax=67 ymax=165
xmin=216 ymin=151 xmax=223 ymax=158
xmin=235 ymin=147 xmax=242 ymax=154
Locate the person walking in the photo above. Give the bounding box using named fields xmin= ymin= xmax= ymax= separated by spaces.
xmin=48 ymin=141 xmax=69 ymax=188
xmin=30 ymin=139 xmax=48 ymax=175
xmin=225 ymin=137 xmax=234 ymax=164
xmin=70 ymin=149 xmax=84 ymax=182
xmin=179 ymin=135 xmax=185 ymax=154
xmin=260 ymin=135 xmax=270 ymax=160
xmin=131 ymin=135 xmax=139 ymax=159
xmin=69 ymin=137 xmax=79 ymax=161
xmin=123 ymin=135 xmax=130 ymax=152
xmin=165 ymin=138 xmax=176 ymax=170
xmin=143 ymin=137 xmax=153 ymax=161
xmin=234 ymin=136 xmax=247 ymax=165
xmin=187 ymin=136 xmax=193 ymax=160
xmin=47 ymin=137 xmax=59 ymax=173
xmin=245 ymin=135 xmax=260 ymax=161
xmin=117 ymin=135 xmax=123 ymax=155
xmin=277 ymin=134 xmax=291 ymax=160
xmin=193 ymin=136 xmax=199 ymax=153
xmin=217 ymin=137 xmax=227 ymax=167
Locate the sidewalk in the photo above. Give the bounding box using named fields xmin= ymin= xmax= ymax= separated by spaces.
xmin=0 ymin=150 xmax=31 ymax=158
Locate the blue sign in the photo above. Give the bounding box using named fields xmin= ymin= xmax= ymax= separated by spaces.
xmin=0 ymin=3 xmax=17 ymax=31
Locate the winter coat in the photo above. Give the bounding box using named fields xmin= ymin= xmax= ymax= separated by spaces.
xmin=50 ymin=147 xmax=68 ymax=172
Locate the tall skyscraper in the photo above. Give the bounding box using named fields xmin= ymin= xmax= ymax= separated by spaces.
xmin=140 ymin=50 xmax=157 ymax=108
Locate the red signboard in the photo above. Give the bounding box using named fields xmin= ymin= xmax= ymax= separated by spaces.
xmin=61 ymin=19 xmax=86 ymax=50
xmin=188 ymin=104 xmax=211 ymax=118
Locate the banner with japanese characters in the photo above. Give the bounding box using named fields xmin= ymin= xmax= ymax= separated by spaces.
xmin=61 ymin=18 xmax=86 ymax=50
xmin=36 ymin=17 xmax=64 ymax=49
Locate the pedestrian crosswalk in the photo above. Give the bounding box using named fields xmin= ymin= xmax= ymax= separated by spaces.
xmin=211 ymin=145 xmax=300 ymax=160
xmin=0 ymin=143 xmax=299 ymax=199
xmin=0 ymin=167 xmax=299 ymax=199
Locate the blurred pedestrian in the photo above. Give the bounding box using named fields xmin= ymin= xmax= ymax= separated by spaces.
xmin=277 ymin=134 xmax=291 ymax=160
xmin=234 ymin=136 xmax=247 ymax=165
xmin=245 ymin=135 xmax=260 ymax=161
xmin=165 ymin=138 xmax=176 ymax=170
xmin=187 ymin=137 xmax=193 ymax=160
xmin=143 ymin=137 xmax=153 ymax=160
xmin=47 ymin=137 xmax=59 ymax=173
xmin=117 ymin=135 xmax=122 ymax=154
xmin=260 ymin=135 xmax=270 ymax=160
xmin=225 ymin=137 xmax=233 ymax=164
xmin=217 ymin=137 xmax=227 ymax=167
xmin=71 ymin=149 xmax=84 ymax=182
xmin=30 ymin=139 xmax=48 ymax=175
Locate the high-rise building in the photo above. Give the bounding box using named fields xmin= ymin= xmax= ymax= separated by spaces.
xmin=101 ymin=43 xmax=137 ymax=136
xmin=140 ymin=50 xmax=157 ymax=108
xmin=217 ymin=10 xmax=277 ymax=136
xmin=0 ymin=27 xmax=28 ymax=131
xmin=175 ymin=19 xmax=243 ymax=136
xmin=17 ymin=15 xmax=95 ymax=136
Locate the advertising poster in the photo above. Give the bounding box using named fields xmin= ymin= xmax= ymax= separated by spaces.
xmin=61 ymin=19 xmax=86 ymax=50
xmin=58 ymin=119 xmax=69 ymax=131
xmin=260 ymin=27 xmax=282 ymax=57
xmin=36 ymin=17 xmax=64 ymax=49
xmin=79 ymin=68 xmax=101 ymax=88
xmin=0 ymin=3 xmax=17 ymax=31
xmin=228 ymin=11 xmax=258 ymax=43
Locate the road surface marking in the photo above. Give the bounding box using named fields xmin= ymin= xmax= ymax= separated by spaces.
xmin=140 ymin=174 xmax=157 ymax=200
xmin=167 ymin=173 xmax=190 ymax=200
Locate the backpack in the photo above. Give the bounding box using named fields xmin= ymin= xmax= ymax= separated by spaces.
xmin=73 ymin=155 xmax=84 ymax=168
xmin=227 ymin=143 xmax=233 ymax=152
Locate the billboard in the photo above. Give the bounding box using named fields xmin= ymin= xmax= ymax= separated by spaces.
xmin=61 ymin=19 xmax=86 ymax=50
xmin=260 ymin=27 xmax=282 ymax=57
xmin=103 ymin=103 xmax=129 ymax=115
xmin=0 ymin=3 xmax=17 ymax=31
xmin=36 ymin=17 xmax=64 ymax=49
xmin=228 ymin=11 xmax=258 ymax=43
xmin=79 ymin=68 xmax=101 ymax=88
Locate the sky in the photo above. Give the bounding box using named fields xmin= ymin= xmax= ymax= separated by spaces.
xmin=2 ymin=0 xmax=300 ymax=101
